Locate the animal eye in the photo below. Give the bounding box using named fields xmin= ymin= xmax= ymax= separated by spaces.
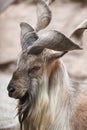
xmin=28 ymin=66 xmax=40 ymax=73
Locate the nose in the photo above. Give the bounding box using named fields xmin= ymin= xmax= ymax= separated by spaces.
xmin=7 ymin=86 xmax=15 ymax=94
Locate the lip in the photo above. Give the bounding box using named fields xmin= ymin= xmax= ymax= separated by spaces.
xmin=8 ymin=92 xmax=19 ymax=99
xmin=8 ymin=91 xmax=21 ymax=99
xmin=8 ymin=92 xmax=13 ymax=98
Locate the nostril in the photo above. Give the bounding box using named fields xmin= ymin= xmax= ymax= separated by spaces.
xmin=8 ymin=87 xmax=15 ymax=93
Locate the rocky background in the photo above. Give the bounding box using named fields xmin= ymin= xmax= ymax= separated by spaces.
xmin=0 ymin=0 xmax=87 ymax=129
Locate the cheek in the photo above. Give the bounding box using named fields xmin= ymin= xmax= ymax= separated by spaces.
xmin=30 ymin=73 xmax=43 ymax=90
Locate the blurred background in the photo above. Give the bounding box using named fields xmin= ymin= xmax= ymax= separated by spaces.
xmin=0 ymin=0 xmax=87 ymax=129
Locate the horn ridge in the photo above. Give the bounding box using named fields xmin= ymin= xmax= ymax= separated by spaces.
xmin=35 ymin=0 xmax=52 ymax=32
xmin=28 ymin=30 xmax=82 ymax=54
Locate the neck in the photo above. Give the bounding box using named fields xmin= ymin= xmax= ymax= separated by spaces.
xmin=48 ymin=60 xmax=74 ymax=130
xmin=23 ymin=60 xmax=74 ymax=130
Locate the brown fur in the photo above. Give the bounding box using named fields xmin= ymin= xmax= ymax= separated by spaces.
xmin=8 ymin=49 xmax=87 ymax=130
xmin=7 ymin=0 xmax=87 ymax=130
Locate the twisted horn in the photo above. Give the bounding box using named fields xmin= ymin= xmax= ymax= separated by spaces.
xmin=20 ymin=0 xmax=52 ymax=50
xmin=35 ymin=0 xmax=52 ymax=32
xmin=70 ymin=20 xmax=87 ymax=46
xmin=28 ymin=30 xmax=81 ymax=54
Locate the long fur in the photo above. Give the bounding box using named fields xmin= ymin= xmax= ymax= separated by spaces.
xmin=21 ymin=60 xmax=76 ymax=130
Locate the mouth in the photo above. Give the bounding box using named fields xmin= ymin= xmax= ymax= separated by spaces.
xmin=19 ymin=92 xmax=29 ymax=105
xmin=18 ymin=91 xmax=32 ymax=123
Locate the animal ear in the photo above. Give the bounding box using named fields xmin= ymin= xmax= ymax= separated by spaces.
xmin=20 ymin=22 xmax=38 ymax=50
xmin=27 ymin=30 xmax=82 ymax=54
xmin=70 ymin=20 xmax=87 ymax=47
xmin=42 ymin=49 xmax=68 ymax=61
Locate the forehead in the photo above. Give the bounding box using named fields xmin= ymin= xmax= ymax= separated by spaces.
xmin=18 ymin=50 xmax=43 ymax=69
